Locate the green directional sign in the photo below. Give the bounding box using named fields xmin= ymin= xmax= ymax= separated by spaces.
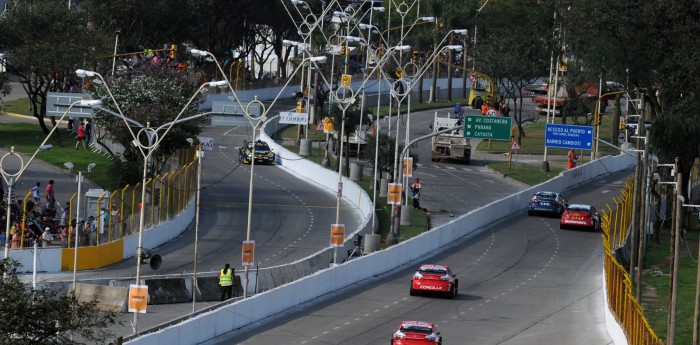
xmin=463 ymin=115 xmax=512 ymax=140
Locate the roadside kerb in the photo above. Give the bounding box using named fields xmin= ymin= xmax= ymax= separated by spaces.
xmin=124 ymin=152 xmax=635 ymax=345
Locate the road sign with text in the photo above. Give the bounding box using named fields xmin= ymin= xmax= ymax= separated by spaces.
xmin=463 ymin=115 xmax=512 ymax=140
xmin=545 ymin=124 xmax=593 ymax=150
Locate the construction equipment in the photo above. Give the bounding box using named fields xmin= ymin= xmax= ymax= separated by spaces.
xmin=437 ymin=61 xmax=496 ymax=109
xmin=430 ymin=112 xmax=471 ymax=164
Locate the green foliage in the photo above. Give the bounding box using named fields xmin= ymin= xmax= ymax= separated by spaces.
xmin=88 ymin=64 xmax=204 ymax=184
xmin=0 ymin=259 xmax=118 ymax=345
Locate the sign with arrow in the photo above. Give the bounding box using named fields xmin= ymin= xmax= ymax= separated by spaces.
xmin=545 ymin=124 xmax=594 ymax=150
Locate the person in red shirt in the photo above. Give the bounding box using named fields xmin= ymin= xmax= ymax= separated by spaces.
xmin=75 ymin=122 xmax=85 ymax=149
xmin=45 ymin=179 xmax=55 ymax=210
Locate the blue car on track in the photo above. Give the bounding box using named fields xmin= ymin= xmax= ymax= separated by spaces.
xmin=527 ymin=191 xmax=568 ymax=217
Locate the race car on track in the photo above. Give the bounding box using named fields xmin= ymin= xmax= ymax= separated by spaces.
xmin=560 ymin=204 xmax=600 ymax=231
xmin=409 ymin=264 xmax=458 ymax=298
xmin=391 ymin=321 xmax=442 ymax=345
xmin=239 ymin=140 xmax=275 ymax=164
xmin=527 ymin=191 xmax=568 ymax=217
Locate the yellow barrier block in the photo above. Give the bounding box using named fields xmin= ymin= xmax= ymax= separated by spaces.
xmin=61 ymin=239 xmax=124 ymax=271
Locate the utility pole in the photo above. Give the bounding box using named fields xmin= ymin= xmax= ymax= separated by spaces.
xmin=667 ymin=158 xmax=681 ymax=345
xmin=634 ymin=95 xmax=647 ymax=300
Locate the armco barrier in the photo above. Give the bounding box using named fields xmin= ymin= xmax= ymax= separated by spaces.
xmin=125 ymin=153 xmax=635 ymax=345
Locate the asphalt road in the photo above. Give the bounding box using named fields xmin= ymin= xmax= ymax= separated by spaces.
xmin=211 ymin=169 xmax=630 ymax=345
xmin=377 ymin=105 xmax=531 ymax=228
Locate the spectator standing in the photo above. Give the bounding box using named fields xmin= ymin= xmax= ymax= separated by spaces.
xmin=453 ymin=103 xmax=462 ymax=118
xmin=67 ymin=118 xmax=74 ymax=134
xmin=45 ymin=179 xmax=55 ymax=210
xmin=218 ymin=263 xmax=234 ymax=301
xmin=11 ymin=225 xmax=21 ymax=249
xmin=31 ymin=182 xmax=41 ymax=205
xmin=75 ymin=122 xmax=85 ymax=149
xmin=41 ymin=227 xmax=54 ymax=247
xmin=84 ymin=119 xmax=92 ymax=148
xmin=499 ymin=100 xmax=510 ymax=117
xmin=410 ymin=178 xmax=422 ymax=210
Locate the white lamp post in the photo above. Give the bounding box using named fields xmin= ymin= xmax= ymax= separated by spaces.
xmin=77 ymin=68 xmax=225 ymax=333
xmin=190 ymin=48 xmax=327 ymax=297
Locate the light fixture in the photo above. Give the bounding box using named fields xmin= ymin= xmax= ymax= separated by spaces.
xmin=394 ymin=45 xmax=412 ymax=52
xmin=419 ymin=17 xmax=436 ymax=22
xmin=309 ymin=56 xmax=328 ymax=63
xmin=453 ymin=29 xmax=468 ymax=35
xmin=190 ymin=49 xmax=209 ymax=57
xmin=75 ymin=69 xmax=96 ymax=78
xmin=371 ymin=6 xmax=385 ymax=12
xmin=445 ymin=45 xmax=463 ymax=51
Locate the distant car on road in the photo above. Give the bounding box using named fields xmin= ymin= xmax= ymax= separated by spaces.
xmin=560 ymin=204 xmax=600 ymax=231
xmin=410 ymin=264 xmax=458 ymax=298
xmin=527 ymin=191 xmax=567 ymax=217
xmin=391 ymin=321 xmax=442 ymax=345
xmin=239 ymin=140 xmax=275 ymax=165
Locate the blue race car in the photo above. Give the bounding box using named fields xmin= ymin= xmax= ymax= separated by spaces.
xmin=527 ymin=191 xmax=568 ymax=217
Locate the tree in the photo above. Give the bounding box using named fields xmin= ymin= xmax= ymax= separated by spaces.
xmin=88 ymin=63 xmax=204 ymax=185
xmin=475 ymin=0 xmax=550 ymax=141
xmin=0 ymin=0 xmax=112 ymax=135
xmin=0 ymin=259 xmax=117 ymax=345
xmin=331 ymin=102 xmax=365 ymax=177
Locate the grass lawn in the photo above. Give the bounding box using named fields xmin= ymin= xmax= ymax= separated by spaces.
xmin=0 ymin=122 xmax=116 ymax=189
xmin=640 ymin=224 xmax=700 ymax=344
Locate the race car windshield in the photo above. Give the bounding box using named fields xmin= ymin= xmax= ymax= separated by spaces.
xmin=401 ymin=325 xmax=433 ymax=334
xmin=419 ymin=268 xmax=447 ymax=275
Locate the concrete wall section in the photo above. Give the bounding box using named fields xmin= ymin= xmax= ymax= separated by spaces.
xmin=123 ymin=200 xmax=195 ymax=259
xmin=9 ymin=247 xmax=62 ymax=273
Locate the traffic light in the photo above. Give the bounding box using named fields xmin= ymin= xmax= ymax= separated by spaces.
xmin=297 ymin=100 xmax=305 ymax=113
xmin=594 ymin=113 xmax=602 ymax=126
xmin=619 ymin=118 xmax=627 ymax=130
xmin=395 ymin=67 xmax=403 ymax=78
xmin=412 ymin=51 xmax=419 ymax=63
xmin=169 ymin=44 xmax=177 ymax=59
xmin=340 ymin=45 xmax=346 ymax=56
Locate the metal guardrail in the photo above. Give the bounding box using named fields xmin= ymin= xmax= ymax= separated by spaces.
xmin=601 ymin=176 xmax=664 ymax=345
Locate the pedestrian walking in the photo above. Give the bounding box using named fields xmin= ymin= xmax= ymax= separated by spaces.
xmin=499 ymin=100 xmax=510 ymax=117
xmin=453 ymin=103 xmax=462 ymax=118
xmin=45 ymin=179 xmax=55 ymax=210
xmin=75 ymin=122 xmax=85 ymax=149
xmin=84 ymin=119 xmax=92 ymax=148
xmin=31 ymin=182 xmax=41 ymax=205
xmin=218 ymin=263 xmax=234 ymax=301
xmin=567 ymin=148 xmax=579 ymax=170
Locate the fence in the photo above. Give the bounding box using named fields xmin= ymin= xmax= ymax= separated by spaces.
xmin=10 ymin=147 xmax=199 ymax=250
xmin=601 ymin=176 xmax=664 ymax=345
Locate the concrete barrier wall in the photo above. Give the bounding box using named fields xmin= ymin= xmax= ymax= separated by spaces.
xmin=9 ymin=246 xmax=62 ymax=273
xmin=74 ymin=282 xmax=129 ymax=312
xmin=126 ymin=153 xmax=635 ymax=345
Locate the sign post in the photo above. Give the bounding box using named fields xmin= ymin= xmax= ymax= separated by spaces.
xmin=128 ymin=284 xmax=148 ymax=314
xmin=387 ymin=183 xmax=401 ymax=205
xmin=241 ymin=240 xmax=255 ymax=267
xmin=463 ymin=115 xmax=512 ymax=141
xmin=544 ymin=123 xmax=594 ymax=150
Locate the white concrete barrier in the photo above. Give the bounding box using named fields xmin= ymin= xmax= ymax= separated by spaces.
xmin=126 ymin=151 xmax=635 ymax=344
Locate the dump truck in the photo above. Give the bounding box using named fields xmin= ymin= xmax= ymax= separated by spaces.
xmin=431 ymin=113 xmax=471 ymax=164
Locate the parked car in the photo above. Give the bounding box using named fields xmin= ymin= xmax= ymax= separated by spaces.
xmin=410 ymin=264 xmax=458 ymax=298
xmin=239 ymin=140 xmax=275 ymax=165
xmin=560 ymin=204 xmax=600 ymax=231
xmin=391 ymin=321 xmax=442 ymax=345
xmin=527 ymin=191 xmax=567 ymax=217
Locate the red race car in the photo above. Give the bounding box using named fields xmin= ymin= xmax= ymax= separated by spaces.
xmin=560 ymin=204 xmax=600 ymax=231
xmin=410 ymin=264 xmax=458 ymax=298
xmin=391 ymin=321 xmax=442 ymax=345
